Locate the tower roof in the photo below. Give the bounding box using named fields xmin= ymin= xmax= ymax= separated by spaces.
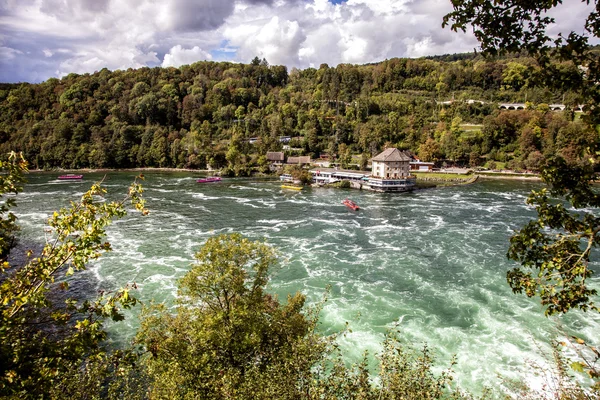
xmin=370 ymin=148 xmax=411 ymax=162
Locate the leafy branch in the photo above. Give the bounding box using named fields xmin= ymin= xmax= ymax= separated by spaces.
xmin=0 ymin=152 xmax=28 ymax=262
xmin=0 ymin=164 xmax=148 ymax=397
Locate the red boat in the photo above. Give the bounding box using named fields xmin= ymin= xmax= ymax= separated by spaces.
xmin=197 ymin=176 xmax=222 ymax=183
xmin=342 ymin=199 xmax=360 ymax=211
xmin=58 ymin=174 xmax=83 ymax=180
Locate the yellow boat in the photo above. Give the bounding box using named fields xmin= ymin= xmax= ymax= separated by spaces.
xmin=281 ymin=184 xmax=302 ymax=191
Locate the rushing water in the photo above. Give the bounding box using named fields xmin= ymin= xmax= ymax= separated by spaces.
xmin=14 ymin=172 xmax=600 ymax=395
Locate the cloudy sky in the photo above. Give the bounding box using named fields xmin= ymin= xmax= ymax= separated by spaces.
xmin=0 ymin=0 xmax=594 ymax=83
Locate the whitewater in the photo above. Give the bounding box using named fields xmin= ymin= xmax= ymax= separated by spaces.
xmin=14 ymin=172 xmax=600 ymax=395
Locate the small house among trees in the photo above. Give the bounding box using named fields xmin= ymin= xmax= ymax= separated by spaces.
xmin=408 ymin=155 xmax=435 ymax=171
xmin=287 ymin=156 xmax=311 ymax=166
xmin=266 ymin=152 xmax=285 ymax=170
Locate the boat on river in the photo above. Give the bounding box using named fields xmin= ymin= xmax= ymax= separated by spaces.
xmin=342 ymin=199 xmax=359 ymax=211
xmin=58 ymin=174 xmax=83 ymax=180
xmin=281 ymin=185 xmax=302 ymax=191
xmin=197 ymin=177 xmax=222 ymax=183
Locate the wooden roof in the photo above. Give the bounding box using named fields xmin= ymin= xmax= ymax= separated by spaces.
xmin=266 ymin=152 xmax=284 ymax=161
xmin=287 ymin=156 xmax=311 ymax=164
xmin=370 ymin=148 xmax=411 ymax=162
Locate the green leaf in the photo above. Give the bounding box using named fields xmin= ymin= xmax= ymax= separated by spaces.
xmin=571 ymin=361 xmax=585 ymax=373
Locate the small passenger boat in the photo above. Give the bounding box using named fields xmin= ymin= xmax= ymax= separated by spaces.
xmin=58 ymin=174 xmax=83 ymax=180
xmin=197 ymin=177 xmax=222 ymax=183
xmin=342 ymin=199 xmax=360 ymax=211
xmin=281 ymin=185 xmax=302 ymax=191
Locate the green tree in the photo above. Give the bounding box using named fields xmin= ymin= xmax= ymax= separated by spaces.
xmin=502 ymin=62 xmax=529 ymax=92
xmin=359 ymin=153 xmax=369 ymax=171
xmin=338 ymin=143 xmax=352 ymax=169
xmin=0 ymin=161 xmax=148 ymax=398
xmin=285 ymin=165 xmax=313 ymax=185
xmin=418 ymin=138 xmax=441 ymax=162
xmin=445 ymin=0 xmax=600 ymax=389
xmin=224 ymin=134 xmax=250 ymax=176
xmin=0 ymin=152 xmax=27 ymax=260
xmin=137 ymin=233 xmax=326 ymax=399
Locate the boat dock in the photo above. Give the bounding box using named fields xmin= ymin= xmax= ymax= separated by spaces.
xmin=310 ymin=168 xmax=369 ymax=185
xmin=309 ymin=168 xmax=415 ymax=192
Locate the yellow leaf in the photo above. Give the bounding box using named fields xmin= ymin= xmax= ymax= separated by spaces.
xmin=571 ymin=361 xmax=585 ymax=373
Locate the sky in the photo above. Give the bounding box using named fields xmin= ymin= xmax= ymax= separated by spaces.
xmin=0 ymin=0 xmax=595 ymax=83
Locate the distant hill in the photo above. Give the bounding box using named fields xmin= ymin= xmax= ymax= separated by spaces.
xmin=0 ymin=53 xmax=592 ymax=173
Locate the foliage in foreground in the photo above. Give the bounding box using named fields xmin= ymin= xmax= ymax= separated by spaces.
xmin=445 ymin=0 xmax=600 ymax=391
xmin=136 ymin=233 xmax=467 ymax=400
xmin=136 ymin=233 xmax=324 ymax=399
xmin=0 ymin=154 xmax=147 ymax=398
xmin=0 ymin=152 xmax=27 ymax=261
xmin=507 ymin=159 xmax=600 ymax=316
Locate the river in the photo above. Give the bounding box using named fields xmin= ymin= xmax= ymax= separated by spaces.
xmin=14 ymin=171 xmax=600 ymax=395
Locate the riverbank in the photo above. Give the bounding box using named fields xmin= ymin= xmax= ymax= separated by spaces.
xmin=414 ymin=171 xmax=474 ymax=183
xmin=28 ymin=167 xmax=213 ymax=174
xmin=28 ymin=167 xmax=542 ymax=183
xmin=476 ymin=171 xmax=542 ymax=180
xmin=414 ymin=170 xmax=541 ymax=182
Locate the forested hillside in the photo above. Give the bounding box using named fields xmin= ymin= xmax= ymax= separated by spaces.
xmin=0 ymin=54 xmax=595 ymax=173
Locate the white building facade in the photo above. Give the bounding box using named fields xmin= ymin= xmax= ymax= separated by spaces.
xmin=368 ymin=148 xmax=416 ymax=192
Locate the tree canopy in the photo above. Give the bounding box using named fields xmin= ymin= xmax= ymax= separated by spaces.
xmin=446 ymin=0 xmax=600 ymax=315
xmin=445 ymin=0 xmax=600 ymax=387
xmin=0 ymin=154 xmax=148 ymax=397
xmin=0 ymin=52 xmax=596 ymax=175
xmin=137 ymin=233 xmax=327 ymax=398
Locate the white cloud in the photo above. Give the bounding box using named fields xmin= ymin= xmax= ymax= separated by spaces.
xmin=157 ymin=0 xmax=236 ymax=32
xmin=224 ymin=15 xmax=306 ymax=66
xmin=0 ymin=46 xmax=22 ymax=60
xmin=340 ymin=34 xmax=368 ymax=64
xmin=219 ymin=0 xmax=476 ymax=68
xmin=405 ymin=36 xmax=434 ymax=58
xmin=347 ymin=0 xmax=409 ymax=16
xmin=162 ymin=45 xmax=212 ymax=67
xmin=56 ymin=46 xmax=160 ymax=77
xmin=1 ymin=0 xmax=596 ymax=83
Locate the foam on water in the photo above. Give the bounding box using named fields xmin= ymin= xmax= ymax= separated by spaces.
xmin=14 ymin=173 xmax=600 ymax=396
xmin=191 ymin=192 xmax=221 ymax=200
xmin=229 ymin=184 xmax=274 ymax=192
xmin=18 ymin=190 xmax=73 ymax=197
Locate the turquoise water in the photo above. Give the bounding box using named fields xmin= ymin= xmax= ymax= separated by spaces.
xmin=14 ymin=172 xmax=600 ymax=395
